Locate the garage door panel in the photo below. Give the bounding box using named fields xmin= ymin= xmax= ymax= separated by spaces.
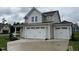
xmin=54 ymin=26 xmax=70 ymax=39
xmin=26 ymin=28 xmax=46 ymax=39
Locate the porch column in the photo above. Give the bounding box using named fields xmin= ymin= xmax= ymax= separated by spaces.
xmin=47 ymin=25 xmax=51 ymax=39
xmin=24 ymin=26 xmax=26 ymax=38
xmin=14 ymin=27 xmax=16 ymax=37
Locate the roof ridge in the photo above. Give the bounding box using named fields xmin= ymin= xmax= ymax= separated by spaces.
xmin=42 ymin=10 xmax=58 ymax=14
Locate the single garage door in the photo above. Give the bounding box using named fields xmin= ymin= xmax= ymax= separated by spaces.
xmin=26 ymin=27 xmax=47 ymax=39
xmin=54 ymin=26 xmax=70 ymax=39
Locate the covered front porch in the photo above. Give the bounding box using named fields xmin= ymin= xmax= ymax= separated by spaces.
xmin=13 ymin=24 xmax=24 ymax=38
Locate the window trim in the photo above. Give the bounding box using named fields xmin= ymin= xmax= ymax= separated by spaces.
xmin=41 ymin=27 xmax=45 ymax=29
xmin=32 ymin=17 xmax=34 ymax=22
xmin=62 ymin=27 xmax=67 ymax=29
xmin=31 ymin=27 xmax=35 ymax=29
xmin=47 ymin=15 xmax=52 ymax=20
xmin=36 ymin=27 xmax=40 ymax=29
xmin=56 ymin=27 xmax=60 ymax=29
xmin=27 ymin=27 xmax=30 ymax=29
xmin=35 ymin=16 xmax=38 ymax=22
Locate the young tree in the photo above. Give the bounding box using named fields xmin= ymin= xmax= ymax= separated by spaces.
xmin=2 ymin=18 xmax=6 ymax=24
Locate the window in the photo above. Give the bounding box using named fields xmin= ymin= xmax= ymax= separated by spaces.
xmin=27 ymin=27 xmax=30 ymax=29
xmin=35 ymin=16 xmax=38 ymax=22
xmin=36 ymin=27 xmax=40 ymax=29
xmin=56 ymin=27 xmax=60 ymax=29
xmin=41 ymin=27 xmax=45 ymax=29
xmin=32 ymin=17 xmax=34 ymax=22
xmin=47 ymin=16 xmax=52 ymax=20
xmin=32 ymin=16 xmax=38 ymax=22
xmin=62 ymin=27 xmax=67 ymax=29
xmin=31 ymin=27 xmax=35 ymax=29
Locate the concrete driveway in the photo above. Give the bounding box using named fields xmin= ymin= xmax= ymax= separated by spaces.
xmin=7 ymin=39 xmax=69 ymax=51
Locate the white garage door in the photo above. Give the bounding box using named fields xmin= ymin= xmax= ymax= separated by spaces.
xmin=54 ymin=26 xmax=70 ymax=39
xmin=26 ymin=27 xmax=47 ymax=39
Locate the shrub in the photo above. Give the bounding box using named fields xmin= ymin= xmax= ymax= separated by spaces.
xmin=12 ymin=37 xmax=18 ymax=41
xmin=2 ymin=30 xmax=9 ymax=34
xmin=0 ymin=48 xmax=2 ymax=51
xmin=10 ymin=37 xmax=18 ymax=41
xmin=9 ymin=33 xmax=13 ymax=40
xmin=9 ymin=33 xmax=18 ymax=41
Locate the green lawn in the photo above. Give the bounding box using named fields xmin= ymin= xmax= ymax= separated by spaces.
xmin=69 ymin=32 xmax=79 ymax=51
xmin=0 ymin=36 xmax=9 ymax=50
xmin=69 ymin=41 xmax=79 ymax=51
xmin=74 ymin=32 xmax=79 ymax=40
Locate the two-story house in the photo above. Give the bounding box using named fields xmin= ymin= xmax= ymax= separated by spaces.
xmin=17 ymin=7 xmax=72 ymax=40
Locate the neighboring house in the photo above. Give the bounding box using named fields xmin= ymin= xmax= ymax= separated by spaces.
xmin=15 ymin=7 xmax=72 ymax=40
xmin=0 ymin=23 xmax=10 ymax=34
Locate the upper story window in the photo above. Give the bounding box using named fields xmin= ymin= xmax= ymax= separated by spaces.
xmin=31 ymin=16 xmax=38 ymax=22
xmin=32 ymin=17 xmax=34 ymax=22
xmin=47 ymin=16 xmax=52 ymax=20
xmin=35 ymin=16 xmax=38 ymax=22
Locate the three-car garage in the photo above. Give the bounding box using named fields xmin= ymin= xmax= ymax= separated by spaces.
xmin=20 ymin=23 xmax=72 ymax=40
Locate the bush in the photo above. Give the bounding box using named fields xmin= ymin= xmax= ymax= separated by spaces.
xmin=10 ymin=37 xmax=18 ymax=41
xmin=0 ymin=48 xmax=2 ymax=51
xmin=9 ymin=33 xmax=13 ymax=40
xmin=9 ymin=33 xmax=18 ymax=41
xmin=2 ymin=30 xmax=9 ymax=34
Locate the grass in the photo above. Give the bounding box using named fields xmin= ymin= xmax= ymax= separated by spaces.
xmin=69 ymin=41 xmax=79 ymax=51
xmin=0 ymin=36 xmax=9 ymax=50
xmin=74 ymin=32 xmax=79 ymax=40
xmin=69 ymin=32 xmax=79 ymax=51
xmin=0 ymin=34 xmax=19 ymax=51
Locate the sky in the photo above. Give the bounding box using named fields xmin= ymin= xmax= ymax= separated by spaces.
xmin=0 ymin=7 xmax=79 ymax=25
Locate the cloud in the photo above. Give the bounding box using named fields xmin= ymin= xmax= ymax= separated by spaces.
xmin=0 ymin=7 xmax=11 ymax=16
xmin=0 ymin=7 xmax=79 ymax=25
xmin=0 ymin=7 xmax=26 ymax=24
xmin=19 ymin=7 xmax=31 ymax=13
xmin=51 ymin=7 xmax=79 ymax=23
xmin=36 ymin=7 xmax=79 ymax=24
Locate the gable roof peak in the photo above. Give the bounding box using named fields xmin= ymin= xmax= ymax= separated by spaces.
xmin=24 ymin=7 xmax=41 ymax=19
xmin=32 ymin=7 xmax=36 ymax=9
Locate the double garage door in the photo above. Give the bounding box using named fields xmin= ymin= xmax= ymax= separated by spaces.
xmin=26 ymin=27 xmax=47 ymax=39
xmin=54 ymin=26 xmax=70 ymax=39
